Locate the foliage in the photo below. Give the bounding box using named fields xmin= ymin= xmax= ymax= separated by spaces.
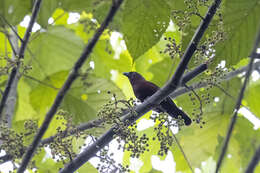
xmin=0 ymin=0 xmax=260 ymax=172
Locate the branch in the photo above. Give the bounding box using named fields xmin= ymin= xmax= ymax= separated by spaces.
xmin=0 ymin=154 xmax=12 ymax=163
xmin=245 ymin=145 xmax=260 ymax=173
xmin=60 ymin=1 xmax=221 ymax=172
xmin=0 ymin=0 xmax=42 ymax=120
xmin=215 ymin=27 xmax=260 ymax=173
xmin=4 ymin=29 xmax=19 ymax=128
xmin=170 ymin=60 xmax=260 ymax=99
xmin=40 ymin=118 xmax=103 ymax=145
xmin=17 ymin=0 xmax=124 ymax=172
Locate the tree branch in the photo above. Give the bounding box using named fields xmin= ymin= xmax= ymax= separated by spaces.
xmin=170 ymin=60 xmax=260 ymax=99
xmin=4 ymin=29 xmax=19 ymax=128
xmin=245 ymin=145 xmax=260 ymax=173
xmin=17 ymin=0 xmax=124 ymax=172
xmin=0 ymin=0 xmax=42 ymax=120
xmin=215 ymin=27 xmax=260 ymax=173
xmin=60 ymin=1 xmax=221 ymax=172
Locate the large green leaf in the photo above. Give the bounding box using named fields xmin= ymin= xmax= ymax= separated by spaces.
xmin=172 ymin=78 xmax=242 ymax=168
xmin=78 ymin=162 xmax=98 ymax=173
xmin=175 ymin=113 xmax=230 ymax=167
xmin=25 ymin=26 xmax=84 ymax=83
xmin=214 ymin=0 xmax=260 ymax=67
xmin=29 ymin=71 xmax=125 ymax=125
xmin=233 ymin=116 xmax=260 ymax=171
xmin=59 ymin=0 xmax=93 ymax=12
xmin=90 ymin=40 xmax=132 ymax=79
xmin=14 ymin=78 xmax=37 ymax=121
xmin=0 ymin=0 xmax=31 ymax=27
xmin=122 ymin=0 xmax=171 ymax=61
xmin=37 ymin=0 xmax=59 ymax=28
xmin=244 ymin=81 xmax=260 ymax=118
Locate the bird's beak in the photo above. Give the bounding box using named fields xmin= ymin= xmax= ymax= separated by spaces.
xmin=123 ymin=72 xmax=130 ymax=78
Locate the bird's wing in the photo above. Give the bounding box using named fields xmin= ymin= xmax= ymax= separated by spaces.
xmin=133 ymin=81 xmax=159 ymax=102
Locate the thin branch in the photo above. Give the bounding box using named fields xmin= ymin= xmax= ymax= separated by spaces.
xmin=40 ymin=118 xmax=103 ymax=145
xmin=4 ymin=29 xmax=20 ymax=128
xmin=0 ymin=154 xmax=12 ymax=163
xmin=182 ymin=63 xmax=208 ymax=84
xmin=23 ymin=74 xmax=59 ymax=90
xmin=245 ymin=145 xmax=260 ymax=173
xmin=0 ymin=0 xmax=43 ymax=119
xmin=0 ymin=15 xmax=24 ymax=43
xmin=17 ymin=0 xmax=124 ymax=172
xmin=60 ymin=1 xmax=221 ymax=172
xmin=170 ymin=61 xmax=260 ymax=99
xmin=215 ymin=28 xmax=260 ymax=173
xmin=173 ymin=134 xmax=194 ymax=173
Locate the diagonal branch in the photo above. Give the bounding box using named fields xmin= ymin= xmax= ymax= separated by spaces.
xmin=17 ymin=0 xmax=124 ymax=172
xmin=59 ymin=1 xmax=221 ymax=172
xmin=245 ymin=145 xmax=260 ymax=173
xmin=215 ymin=27 xmax=260 ymax=173
xmin=0 ymin=0 xmax=43 ymax=120
xmin=170 ymin=60 xmax=260 ymax=99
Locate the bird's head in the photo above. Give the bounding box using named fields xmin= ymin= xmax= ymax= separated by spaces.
xmin=123 ymin=72 xmax=145 ymax=83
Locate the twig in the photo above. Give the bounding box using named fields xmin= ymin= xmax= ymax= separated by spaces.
xmin=215 ymin=28 xmax=260 ymax=173
xmin=184 ymin=84 xmax=203 ymax=116
xmin=4 ymin=28 xmax=20 ymax=128
xmin=173 ymin=134 xmax=194 ymax=173
xmin=170 ymin=61 xmax=260 ymax=99
xmin=17 ymin=0 xmax=124 ymax=172
xmin=23 ymin=74 xmax=59 ymax=90
xmin=245 ymin=145 xmax=260 ymax=173
xmin=0 ymin=0 xmax=43 ymax=119
xmin=0 ymin=15 xmax=24 ymax=43
xmin=182 ymin=63 xmax=208 ymax=84
xmin=60 ymin=1 xmax=221 ymax=172
xmin=0 ymin=154 xmax=13 ymax=163
xmin=40 ymin=118 xmax=103 ymax=145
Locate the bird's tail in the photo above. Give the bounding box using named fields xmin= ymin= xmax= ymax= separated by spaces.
xmin=168 ymin=108 xmax=192 ymax=126
xmin=161 ymin=97 xmax=192 ymax=126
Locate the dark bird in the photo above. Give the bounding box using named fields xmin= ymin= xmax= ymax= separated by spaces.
xmin=123 ymin=72 xmax=191 ymax=126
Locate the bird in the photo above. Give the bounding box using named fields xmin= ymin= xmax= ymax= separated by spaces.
xmin=123 ymin=72 xmax=191 ymax=126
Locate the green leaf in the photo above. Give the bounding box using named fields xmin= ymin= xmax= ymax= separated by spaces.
xmin=29 ymin=71 xmax=125 ymax=125
xmin=92 ymin=0 xmax=123 ymax=31
xmin=62 ymin=74 xmax=125 ymax=124
xmin=59 ymin=0 xmax=93 ymax=12
xmin=245 ymin=81 xmax=260 ymax=118
xmin=14 ymin=78 xmax=37 ymax=121
xmin=52 ymin=8 xmax=69 ymax=26
xmin=0 ymin=0 xmax=31 ymax=27
xmin=214 ymin=0 xmax=260 ymax=67
xmin=78 ymin=162 xmax=98 ymax=173
xmin=37 ymin=0 xmax=59 ymax=28
xmin=173 ymin=77 xmax=242 ymax=168
xmin=122 ymin=0 xmax=170 ymax=60
xmin=148 ymin=57 xmax=180 ymax=87
xmin=174 ymin=113 xmax=230 ymax=167
xmin=25 ymin=26 xmax=84 ymax=82
xmin=233 ymin=116 xmax=260 ymax=171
